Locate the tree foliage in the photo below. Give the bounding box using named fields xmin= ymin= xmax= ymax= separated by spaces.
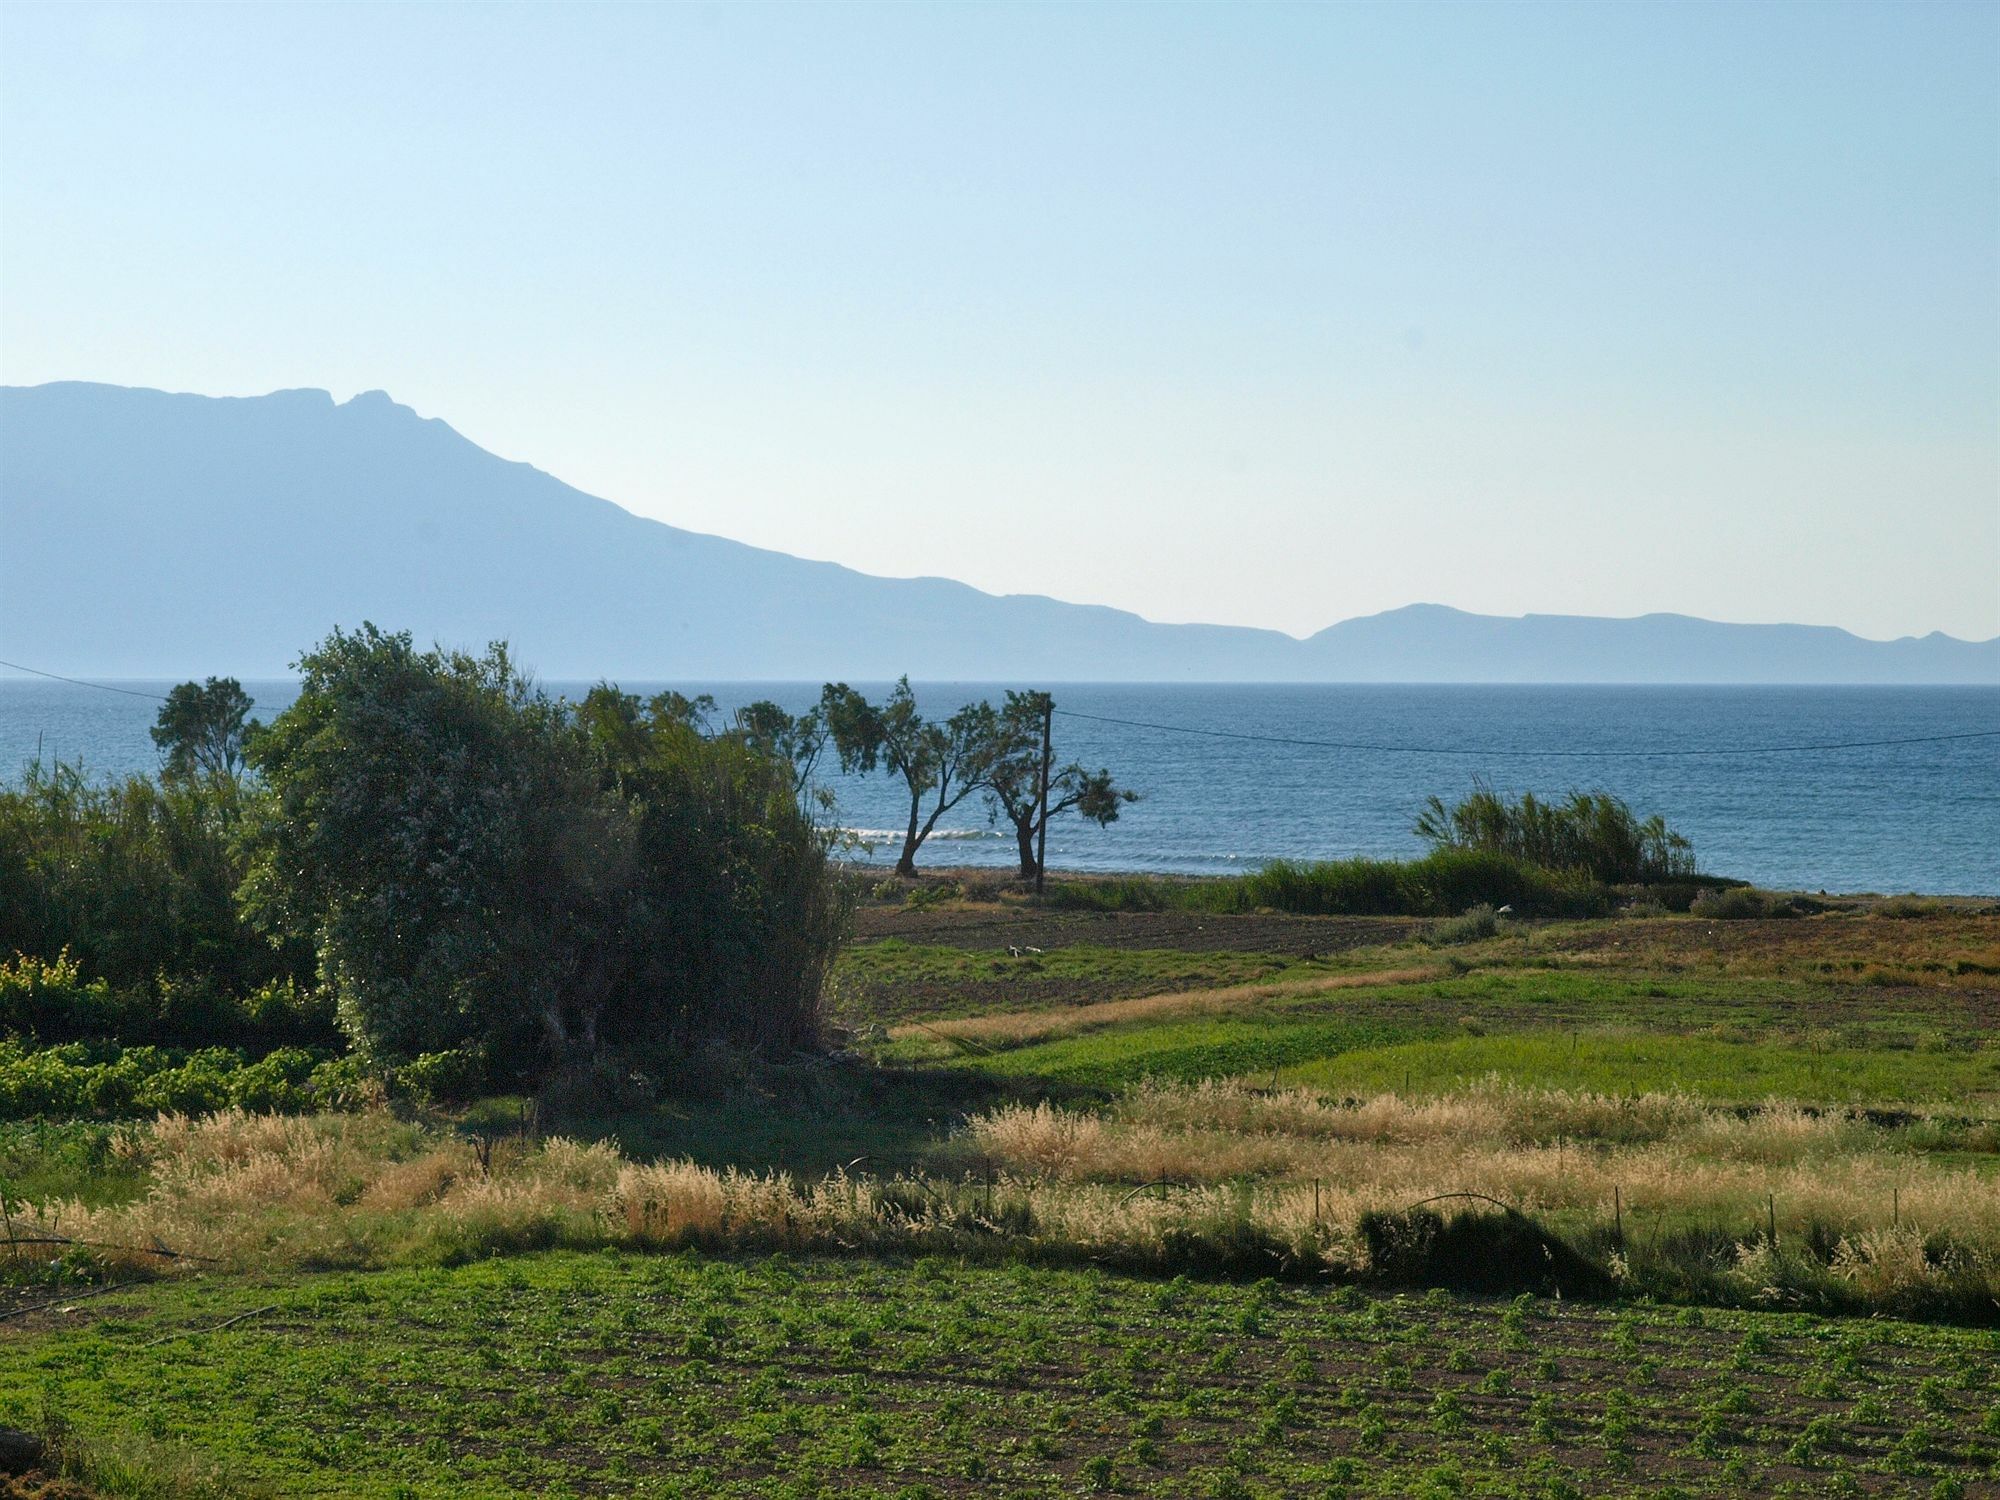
xmin=244 ymin=626 xmax=604 ymax=1069
xmin=245 ymin=626 xmax=847 ymax=1083
xmin=151 ymin=677 xmax=258 ymax=782
xmin=576 ymin=687 xmax=848 ymax=1056
xmin=729 ymin=700 xmax=830 ymax=802
xmin=820 ymin=678 xmax=1002 ymax=877
xmin=985 ymin=691 xmax=1135 ymax=880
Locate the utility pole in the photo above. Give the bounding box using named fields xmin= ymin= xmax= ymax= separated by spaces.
xmin=1033 ymin=692 xmax=1053 ymax=894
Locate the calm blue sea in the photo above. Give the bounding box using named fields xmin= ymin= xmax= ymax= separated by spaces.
xmin=3 ymin=680 xmax=1995 ymax=895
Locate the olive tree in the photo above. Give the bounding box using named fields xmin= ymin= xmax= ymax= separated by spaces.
xmin=729 ymin=700 xmax=830 ymax=803
xmin=245 ymin=628 xmax=848 ymax=1086
xmin=985 ymin=691 xmax=1135 ymax=883
xmin=820 ymin=678 xmax=1000 ymax=877
xmin=244 ymin=626 xmax=615 ymax=1070
xmin=151 ymin=677 xmax=258 ymax=782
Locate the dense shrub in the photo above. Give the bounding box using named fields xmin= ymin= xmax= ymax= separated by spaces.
xmin=1422 ymin=904 xmax=1499 ymax=946
xmin=395 ymin=1048 xmax=488 ymax=1107
xmin=244 ymin=626 xmax=850 ymax=1087
xmin=1690 ymin=887 xmax=1801 ymax=920
xmin=1614 ymin=877 xmax=1740 ymax=913
xmin=241 ymin=629 xmax=602 ymax=1069
xmin=1240 ymin=857 xmax=1407 ymax=915
xmin=579 ymin=686 xmax=851 ymax=1058
xmin=0 ymin=951 xmax=121 ymax=1039
xmin=1414 ymin=786 xmax=1696 ymax=885
xmin=1235 ymin=850 xmax=1609 ymax=918
xmin=1876 ymin=894 xmax=1951 ymax=919
xmin=1045 ymin=852 xmax=1613 ymax=919
xmin=1359 ymin=1205 xmax=1614 ymax=1298
xmin=0 ymin=952 xmax=338 ymax=1054
xmin=1398 ymin=848 xmax=1605 ymax=916
xmin=0 ymin=762 xmax=309 ymax=1001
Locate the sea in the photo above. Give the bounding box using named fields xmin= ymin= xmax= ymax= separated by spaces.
xmin=3 ymin=680 xmax=1996 ymax=896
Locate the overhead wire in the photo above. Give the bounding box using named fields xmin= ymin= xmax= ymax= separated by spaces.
xmin=1051 ymin=707 xmax=2000 ymax=759
xmin=0 ymin=658 xmax=172 ymax=701
xmin=2 ymin=658 xmax=1993 ymax=759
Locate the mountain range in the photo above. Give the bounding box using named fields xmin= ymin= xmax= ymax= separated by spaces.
xmin=3 ymin=381 xmax=1995 ymax=684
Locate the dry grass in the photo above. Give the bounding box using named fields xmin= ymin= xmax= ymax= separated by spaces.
xmin=958 ymin=1080 xmax=2000 ymax=1267
xmin=889 ymin=965 xmax=1441 ymax=1049
xmin=20 ymin=1090 xmax=2000 ymax=1318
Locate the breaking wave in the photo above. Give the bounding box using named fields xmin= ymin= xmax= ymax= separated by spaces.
xmin=840 ymin=827 xmax=1007 ymax=842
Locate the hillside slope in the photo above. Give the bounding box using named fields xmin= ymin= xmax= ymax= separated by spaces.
xmin=3 ymin=383 xmax=1993 ymax=682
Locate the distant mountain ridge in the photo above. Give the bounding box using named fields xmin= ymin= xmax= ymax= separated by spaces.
xmin=3 ymin=382 xmax=1995 ymax=684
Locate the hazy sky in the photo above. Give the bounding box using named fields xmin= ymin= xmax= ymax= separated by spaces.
xmin=3 ymin=2 xmax=1996 ymax=641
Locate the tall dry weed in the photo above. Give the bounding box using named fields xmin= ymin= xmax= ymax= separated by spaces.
xmin=33 ymin=1088 xmax=2000 ymax=1319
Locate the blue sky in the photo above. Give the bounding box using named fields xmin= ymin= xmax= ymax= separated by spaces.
xmin=3 ymin=1 xmax=1995 ymax=640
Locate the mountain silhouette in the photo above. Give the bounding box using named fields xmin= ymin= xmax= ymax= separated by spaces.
xmin=4 ymin=382 xmax=1995 ymax=683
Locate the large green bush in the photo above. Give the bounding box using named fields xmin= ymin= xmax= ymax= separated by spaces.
xmin=244 ymin=626 xmax=849 ymax=1088
xmin=1689 ymin=886 xmax=1802 ymax=920
xmin=577 ymin=687 xmax=850 ymax=1057
xmin=242 ymin=627 xmax=603 ymax=1069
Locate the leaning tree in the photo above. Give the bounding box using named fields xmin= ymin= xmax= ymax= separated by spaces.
xmin=985 ymin=691 xmax=1135 ymax=887
xmin=820 ymin=678 xmax=1001 ymax=877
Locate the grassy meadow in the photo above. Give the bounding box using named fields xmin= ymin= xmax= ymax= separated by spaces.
xmin=2 ymin=883 xmax=1999 ymax=1494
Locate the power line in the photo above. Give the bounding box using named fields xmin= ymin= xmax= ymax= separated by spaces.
xmin=2 ymin=657 xmax=1993 ymax=759
xmin=1051 ymin=707 xmax=2000 ymax=759
xmin=0 ymin=659 xmax=171 ymax=701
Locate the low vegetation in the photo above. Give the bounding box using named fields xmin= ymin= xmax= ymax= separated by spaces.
xmin=0 ymin=761 xmax=309 ymax=1007
xmin=1044 ymin=850 xmax=1620 ymax=918
xmin=14 ymin=1060 xmax=1992 ymax=1330
xmin=1044 ymin=849 xmax=1731 ymax=924
xmin=13 ymin=1251 xmax=2000 ymax=1499
xmin=959 ymin=1080 xmax=2000 ymax=1320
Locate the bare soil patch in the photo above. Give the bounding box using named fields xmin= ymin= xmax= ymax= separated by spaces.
xmin=855 ymin=905 xmax=1425 ymax=955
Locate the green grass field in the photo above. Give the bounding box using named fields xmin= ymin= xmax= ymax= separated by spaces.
xmin=1280 ymin=1028 xmax=2000 ymax=1106
xmin=10 ymin=1250 xmax=1999 ymax=1499
xmin=830 ymin=939 xmax=1319 ymax=1025
xmin=894 ymin=1012 xmax=1436 ymax=1089
xmin=871 ymin=952 xmax=2000 ymax=1106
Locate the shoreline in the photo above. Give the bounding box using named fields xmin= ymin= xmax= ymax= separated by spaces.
xmin=838 ymin=862 xmax=2000 ymax=908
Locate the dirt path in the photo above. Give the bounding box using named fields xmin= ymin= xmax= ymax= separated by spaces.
xmin=890 ymin=964 xmax=1443 ymax=1048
